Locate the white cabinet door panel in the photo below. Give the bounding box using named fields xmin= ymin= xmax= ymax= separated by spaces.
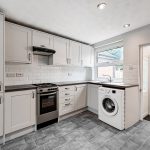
xmin=81 ymin=44 xmax=93 ymax=67
xmin=32 ymin=30 xmax=53 ymax=49
xmin=5 ymin=90 xmax=36 ymax=134
xmin=87 ymin=84 xmax=99 ymax=113
xmin=0 ymin=14 xmax=4 ymax=93
xmin=53 ymin=36 xmax=69 ymax=65
xmin=69 ymin=41 xmax=81 ymax=66
xmin=0 ymin=93 xmax=3 ymax=136
xmin=74 ymin=85 xmax=87 ymax=110
xmin=5 ymin=22 xmax=32 ymax=63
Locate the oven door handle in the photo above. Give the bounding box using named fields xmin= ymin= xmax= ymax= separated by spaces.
xmin=39 ymin=92 xmax=57 ymax=96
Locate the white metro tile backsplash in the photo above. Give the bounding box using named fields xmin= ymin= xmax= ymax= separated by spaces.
xmin=123 ymin=64 xmax=138 ymax=84
xmin=5 ymin=64 xmax=92 ymax=86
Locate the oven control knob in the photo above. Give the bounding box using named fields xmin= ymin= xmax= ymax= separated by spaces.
xmin=48 ymin=89 xmax=51 ymax=91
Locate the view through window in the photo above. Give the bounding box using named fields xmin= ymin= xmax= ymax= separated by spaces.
xmin=96 ymin=47 xmax=123 ymax=81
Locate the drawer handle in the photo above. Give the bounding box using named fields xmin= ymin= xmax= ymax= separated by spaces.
xmin=65 ymin=98 xmax=70 ymax=101
xmin=65 ymin=93 xmax=70 ymax=96
xmin=65 ymin=88 xmax=69 ymax=90
xmin=65 ymin=103 xmax=70 ymax=106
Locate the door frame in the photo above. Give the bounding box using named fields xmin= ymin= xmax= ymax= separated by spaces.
xmin=139 ymin=43 xmax=150 ymax=120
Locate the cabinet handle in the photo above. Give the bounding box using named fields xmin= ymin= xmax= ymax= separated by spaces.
xmin=81 ymin=60 xmax=83 ymax=66
xmin=65 ymin=88 xmax=69 ymax=90
xmin=65 ymin=98 xmax=70 ymax=101
xmin=65 ymin=93 xmax=69 ymax=96
xmin=32 ymin=92 xmax=35 ymax=98
xmin=0 ymin=96 xmax=3 ymax=104
xmin=28 ymin=53 xmax=31 ymax=62
xmin=0 ymin=82 xmax=2 ymax=92
xmin=65 ymin=103 xmax=70 ymax=106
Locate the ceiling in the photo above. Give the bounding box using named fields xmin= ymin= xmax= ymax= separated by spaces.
xmin=0 ymin=0 xmax=150 ymax=44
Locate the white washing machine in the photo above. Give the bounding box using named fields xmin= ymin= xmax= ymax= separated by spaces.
xmin=98 ymin=87 xmax=125 ymax=130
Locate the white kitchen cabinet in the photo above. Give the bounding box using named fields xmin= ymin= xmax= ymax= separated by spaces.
xmin=32 ymin=30 xmax=53 ymax=49
xmin=59 ymin=85 xmax=75 ymax=116
xmin=5 ymin=90 xmax=36 ymax=134
xmin=74 ymin=84 xmax=87 ymax=110
xmin=81 ymin=44 xmax=94 ymax=67
xmin=87 ymin=84 xmax=99 ymax=114
xmin=0 ymin=14 xmax=4 ymax=93
xmin=0 ymin=93 xmax=3 ymax=136
xmin=53 ymin=36 xmax=69 ymax=65
xmin=5 ymin=22 xmax=32 ymax=63
xmin=69 ymin=41 xmax=81 ymax=66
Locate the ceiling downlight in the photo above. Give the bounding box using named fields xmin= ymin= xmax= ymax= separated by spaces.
xmin=97 ymin=3 xmax=107 ymax=10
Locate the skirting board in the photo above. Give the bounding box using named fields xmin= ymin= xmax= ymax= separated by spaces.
xmin=87 ymin=107 xmax=98 ymax=115
xmin=5 ymin=125 xmax=36 ymax=143
xmin=58 ymin=107 xmax=87 ymax=122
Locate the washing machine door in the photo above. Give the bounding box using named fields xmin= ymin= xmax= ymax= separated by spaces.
xmin=101 ymin=97 xmax=118 ymax=116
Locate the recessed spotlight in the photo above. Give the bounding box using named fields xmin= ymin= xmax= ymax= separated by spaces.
xmin=97 ymin=3 xmax=107 ymax=10
xmin=123 ymin=24 xmax=130 ymax=28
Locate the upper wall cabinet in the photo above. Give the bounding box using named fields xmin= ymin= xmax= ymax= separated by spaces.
xmin=32 ymin=30 xmax=53 ymax=49
xmin=0 ymin=14 xmax=4 ymax=93
xmin=81 ymin=44 xmax=94 ymax=67
xmin=5 ymin=22 xmax=32 ymax=64
xmin=53 ymin=36 xmax=69 ymax=65
xmin=69 ymin=41 xmax=81 ymax=66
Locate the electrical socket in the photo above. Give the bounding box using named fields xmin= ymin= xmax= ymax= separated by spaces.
xmin=16 ymin=73 xmax=24 ymax=77
xmin=6 ymin=73 xmax=16 ymax=77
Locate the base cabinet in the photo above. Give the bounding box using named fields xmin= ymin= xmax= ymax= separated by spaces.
xmin=74 ymin=85 xmax=87 ymax=110
xmin=87 ymin=84 xmax=99 ymax=114
xmin=59 ymin=84 xmax=87 ymax=116
xmin=5 ymin=90 xmax=36 ymax=134
xmin=0 ymin=93 xmax=3 ymax=136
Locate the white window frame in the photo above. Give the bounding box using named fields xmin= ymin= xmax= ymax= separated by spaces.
xmin=94 ymin=41 xmax=124 ymax=82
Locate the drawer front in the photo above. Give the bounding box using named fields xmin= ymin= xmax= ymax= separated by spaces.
xmin=59 ymin=86 xmax=75 ymax=92
xmin=59 ymin=102 xmax=74 ymax=116
xmin=59 ymin=90 xmax=74 ymax=98
xmin=59 ymin=96 xmax=74 ymax=104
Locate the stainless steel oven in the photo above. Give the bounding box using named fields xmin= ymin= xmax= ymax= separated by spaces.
xmin=34 ymin=83 xmax=58 ymax=129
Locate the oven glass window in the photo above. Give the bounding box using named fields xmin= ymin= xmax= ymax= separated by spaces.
xmin=40 ymin=94 xmax=57 ymax=114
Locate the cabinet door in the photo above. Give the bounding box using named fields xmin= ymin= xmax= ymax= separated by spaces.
xmin=87 ymin=84 xmax=99 ymax=113
xmin=0 ymin=93 xmax=3 ymax=136
xmin=69 ymin=41 xmax=81 ymax=66
xmin=74 ymin=85 xmax=87 ymax=110
xmin=53 ymin=36 xmax=69 ymax=65
xmin=32 ymin=30 xmax=53 ymax=49
xmin=0 ymin=14 xmax=4 ymax=93
xmin=81 ymin=44 xmax=93 ymax=67
xmin=5 ymin=90 xmax=36 ymax=134
xmin=5 ymin=22 xmax=32 ymax=63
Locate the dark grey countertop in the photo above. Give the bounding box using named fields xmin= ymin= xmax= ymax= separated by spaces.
xmin=5 ymin=81 xmax=139 ymax=92
xmin=5 ymin=84 xmax=37 ymax=92
xmin=53 ymin=81 xmax=139 ymax=89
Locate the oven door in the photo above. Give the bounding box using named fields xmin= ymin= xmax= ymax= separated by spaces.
xmin=39 ymin=92 xmax=57 ymax=115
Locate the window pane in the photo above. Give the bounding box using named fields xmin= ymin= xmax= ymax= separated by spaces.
xmin=98 ymin=66 xmax=114 ymax=78
xmin=97 ymin=47 xmax=123 ymax=64
xmin=98 ymin=65 xmax=123 ymax=80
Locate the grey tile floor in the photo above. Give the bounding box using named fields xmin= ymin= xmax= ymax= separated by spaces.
xmin=1 ymin=111 xmax=150 ymax=150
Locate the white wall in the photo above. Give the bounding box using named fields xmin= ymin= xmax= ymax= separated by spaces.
xmin=5 ymin=55 xmax=92 ymax=86
xmin=94 ymin=24 xmax=150 ymax=84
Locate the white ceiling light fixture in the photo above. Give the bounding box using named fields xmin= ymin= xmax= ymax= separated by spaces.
xmin=97 ymin=2 xmax=107 ymax=10
xmin=123 ymin=24 xmax=130 ymax=28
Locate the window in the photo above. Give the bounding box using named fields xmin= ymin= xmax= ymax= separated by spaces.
xmin=96 ymin=46 xmax=123 ymax=81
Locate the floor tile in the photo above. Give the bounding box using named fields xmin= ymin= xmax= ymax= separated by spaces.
xmin=1 ymin=111 xmax=150 ymax=150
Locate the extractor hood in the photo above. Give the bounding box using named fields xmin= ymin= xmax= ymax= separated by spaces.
xmin=33 ymin=46 xmax=56 ymax=56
